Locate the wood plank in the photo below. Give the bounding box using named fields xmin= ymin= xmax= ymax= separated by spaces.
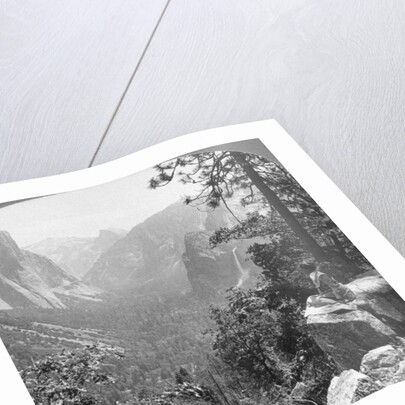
xmin=93 ymin=0 xmax=405 ymax=256
xmin=0 ymin=0 xmax=168 ymax=183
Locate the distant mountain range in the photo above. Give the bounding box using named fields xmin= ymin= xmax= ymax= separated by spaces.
xmin=0 ymin=231 xmax=100 ymax=310
xmin=25 ymin=229 xmax=126 ymax=279
xmin=0 ymin=199 xmax=263 ymax=310
xmin=83 ymin=200 xmax=261 ymax=296
xmin=83 ymin=202 xmax=208 ymax=290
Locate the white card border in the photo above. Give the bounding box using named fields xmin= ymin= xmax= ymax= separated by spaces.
xmin=0 ymin=119 xmax=404 ymax=404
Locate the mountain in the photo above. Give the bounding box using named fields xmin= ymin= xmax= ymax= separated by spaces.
xmin=84 ymin=200 xmax=261 ymax=294
xmin=0 ymin=231 xmax=100 ymax=310
xmin=83 ymin=202 xmax=207 ymax=290
xmin=183 ymin=232 xmax=261 ymax=298
xmin=25 ymin=229 xmax=126 ymax=279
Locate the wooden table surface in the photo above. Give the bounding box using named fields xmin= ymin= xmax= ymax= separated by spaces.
xmin=2 ymin=1 xmax=405 ymax=258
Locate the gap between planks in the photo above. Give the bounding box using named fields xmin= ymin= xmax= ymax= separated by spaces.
xmin=88 ymin=0 xmax=172 ymax=167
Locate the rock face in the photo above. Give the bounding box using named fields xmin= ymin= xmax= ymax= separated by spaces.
xmin=350 ymin=272 xmax=405 ymax=333
xmin=0 ymin=231 xmax=100 ymax=309
xmin=25 ymin=229 xmax=125 ymax=279
xmin=84 ymin=202 xmax=208 ymax=291
xmin=308 ymin=310 xmax=398 ymax=370
xmin=83 ymin=200 xmax=260 ymax=294
xmin=308 ymin=273 xmax=405 ymax=370
xmin=183 ymin=232 xmax=260 ymax=297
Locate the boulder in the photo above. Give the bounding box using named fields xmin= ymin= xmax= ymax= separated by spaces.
xmin=327 ymin=370 xmax=373 ymax=405
xmin=360 ymin=342 xmax=405 ymax=385
xmin=327 ymin=342 xmax=405 ymax=404
xmin=361 ymin=344 xmax=402 ymax=371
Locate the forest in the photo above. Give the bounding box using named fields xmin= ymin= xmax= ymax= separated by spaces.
xmin=1 ymin=151 xmax=383 ymax=405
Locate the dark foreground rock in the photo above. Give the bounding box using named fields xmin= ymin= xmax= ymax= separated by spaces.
xmin=308 ymin=273 xmax=405 ymax=369
xmin=350 ymin=273 xmax=405 ymax=335
xmin=308 ymin=310 xmax=397 ymax=370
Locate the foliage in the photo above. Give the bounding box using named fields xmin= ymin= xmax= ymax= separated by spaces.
xmin=149 ymin=150 xmax=332 ymax=260
xmin=149 ymin=151 xmax=316 ymax=214
xmin=6 ymin=151 xmax=376 ymax=404
xmin=151 ymin=151 xmax=371 ymax=270
xmin=114 ymin=367 xmax=217 ymax=405
xmin=5 ymin=288 xmax=216 ymax=404
xmin=211 ymin=210 xmax=372 ymax=284
xmin=150 ymin=152 xmax=248 ymax=210
xmin=161 ymin=381 xmax=216 ymax=404
xmin=20 ymin=344 xmax=123 ymax=405
xmin=207 ymin=208 xmax=346 ymax=403
xmin=208 ymin=281 xmax=337 ymax=404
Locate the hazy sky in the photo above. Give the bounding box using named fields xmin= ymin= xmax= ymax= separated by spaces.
xmin=0 ymin=167 xmax=197 ymax=246
xmin=0 ymin=139 xmax=273 ymax=247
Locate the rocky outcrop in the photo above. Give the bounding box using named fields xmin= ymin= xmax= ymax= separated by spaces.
xmin=308 ymin=273 xmax=405 ymax=370
xmin=350 ymin=273 xmax=405 ymax=334
xmin=0 ymin=231 xmax=100 ymax=309
xmin=25 ymin=229 xmax=125 ymax=279
xmin=84 ymin=202 xmax=209 ymax=291
xmin=183 ymin=231 xmax=260 ymax=297
xmin=306 ymin=271 xmax=405 ymax=403
xmin=327 ymin=342 xmax=405 ymax=404
xmin=308 ymin=310 xmax=397 ymax=370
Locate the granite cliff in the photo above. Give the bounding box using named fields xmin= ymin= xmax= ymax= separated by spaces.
xmin=183 ymin=231 xmax=261 ymax=297
xmin=0 ymin=231 xmax=100 ymax=310
xmin=83 ymin=202 xmax=207 ymax=291
xmin=84 ymin=200 xmax=260 ymax=294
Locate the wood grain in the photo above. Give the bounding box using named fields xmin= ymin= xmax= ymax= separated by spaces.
xmin=92 ymin=0 xmax=405 ymax=256
xmin=0 ymin=0 xmax=167 ymax=182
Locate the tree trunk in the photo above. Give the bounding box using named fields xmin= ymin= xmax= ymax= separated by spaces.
xmin=231 ymin=152 xmax=327 ymax=261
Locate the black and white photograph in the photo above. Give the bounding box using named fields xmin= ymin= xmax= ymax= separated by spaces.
xmin=1 ymin=138 xmax=405 ymax=405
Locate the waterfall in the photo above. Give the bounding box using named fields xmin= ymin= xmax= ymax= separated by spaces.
xmin=232 ymin=247 xmax=249 ymax=288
